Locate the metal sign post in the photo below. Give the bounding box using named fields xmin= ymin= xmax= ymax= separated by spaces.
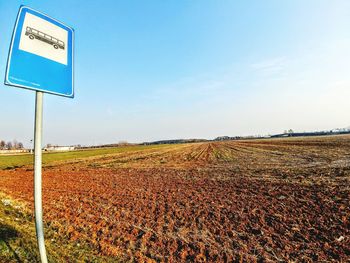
xmin=34 ymin=91 xmax=47 ymax=263
xmin=4 ymin=6 xmax=74 ymax=262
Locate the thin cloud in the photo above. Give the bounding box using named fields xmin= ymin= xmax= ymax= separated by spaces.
xmin=152 ymin=77 xmax=226 ymax=99
xmin=251 ymin=56 xmax=287 ymax=75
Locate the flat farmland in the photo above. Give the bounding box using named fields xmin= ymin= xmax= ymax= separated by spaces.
xmin=0 ymin=135 xmax=349 ymax=262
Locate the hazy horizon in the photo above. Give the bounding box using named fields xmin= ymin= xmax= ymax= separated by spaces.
xmin=1 ymin=1 xmax=350 ymax=147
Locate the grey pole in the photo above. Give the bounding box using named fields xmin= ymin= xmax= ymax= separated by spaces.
xmin=34 ymin=91 xmax=48 ymax=263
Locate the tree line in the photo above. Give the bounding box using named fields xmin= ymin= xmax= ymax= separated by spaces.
xmin=0 ymin=140 xmax=24 ymax=150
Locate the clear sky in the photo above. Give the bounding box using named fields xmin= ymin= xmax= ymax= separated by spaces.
xmin=1 ymin=0 xmax=350 ymax=146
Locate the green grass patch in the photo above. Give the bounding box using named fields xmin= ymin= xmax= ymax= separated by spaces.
xmin=0 ymin=144 xmax=170 ymax=170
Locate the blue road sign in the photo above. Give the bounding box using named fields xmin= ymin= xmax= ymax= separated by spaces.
xmin=5 ymin=6 xmax=74 ymax=97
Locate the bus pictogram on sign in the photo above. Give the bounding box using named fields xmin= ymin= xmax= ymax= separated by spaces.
xmin=25 ymin=26 xmax=65 ymax=50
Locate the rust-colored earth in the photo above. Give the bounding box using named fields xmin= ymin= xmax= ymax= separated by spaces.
xmin=0 ymin=136 xmax=349 ymax=262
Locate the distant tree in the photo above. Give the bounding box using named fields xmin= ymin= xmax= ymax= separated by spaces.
xmin=13 ymin=139 xmax=18 ymax=149
xmin=0 ymin=140 xmax=5 ymax=149
xmin=6 ymin=141 xmax=12 ymax=149
xmin=288 ymin=129 xmax=294 ymax=134
xmin=18 ymin=142 xmax=24 ymax=149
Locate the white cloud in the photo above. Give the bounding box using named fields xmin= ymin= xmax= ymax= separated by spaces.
xmin=251 ymin=56 xmax=287 ymax=75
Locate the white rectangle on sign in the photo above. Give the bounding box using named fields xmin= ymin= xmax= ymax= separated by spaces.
xmin=19 ymin=12 xmax=68 ymax=65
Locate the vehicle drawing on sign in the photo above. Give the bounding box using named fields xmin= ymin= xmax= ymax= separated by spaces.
xmin=25 ymin=26 xmax=65 ymax=50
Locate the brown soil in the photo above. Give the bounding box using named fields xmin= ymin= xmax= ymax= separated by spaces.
xmin=0 ymin=135 xmax=349 ymax=262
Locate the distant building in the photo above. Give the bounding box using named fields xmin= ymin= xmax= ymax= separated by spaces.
xmin=44 ymin=146 xmax=75 ymax=152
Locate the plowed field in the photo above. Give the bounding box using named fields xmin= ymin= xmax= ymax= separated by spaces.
xmin=0 ymin=135 xmax=349 ymax=262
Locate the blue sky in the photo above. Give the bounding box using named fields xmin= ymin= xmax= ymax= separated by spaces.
xmin=1 ymin=0 xmax=350 ymax=146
